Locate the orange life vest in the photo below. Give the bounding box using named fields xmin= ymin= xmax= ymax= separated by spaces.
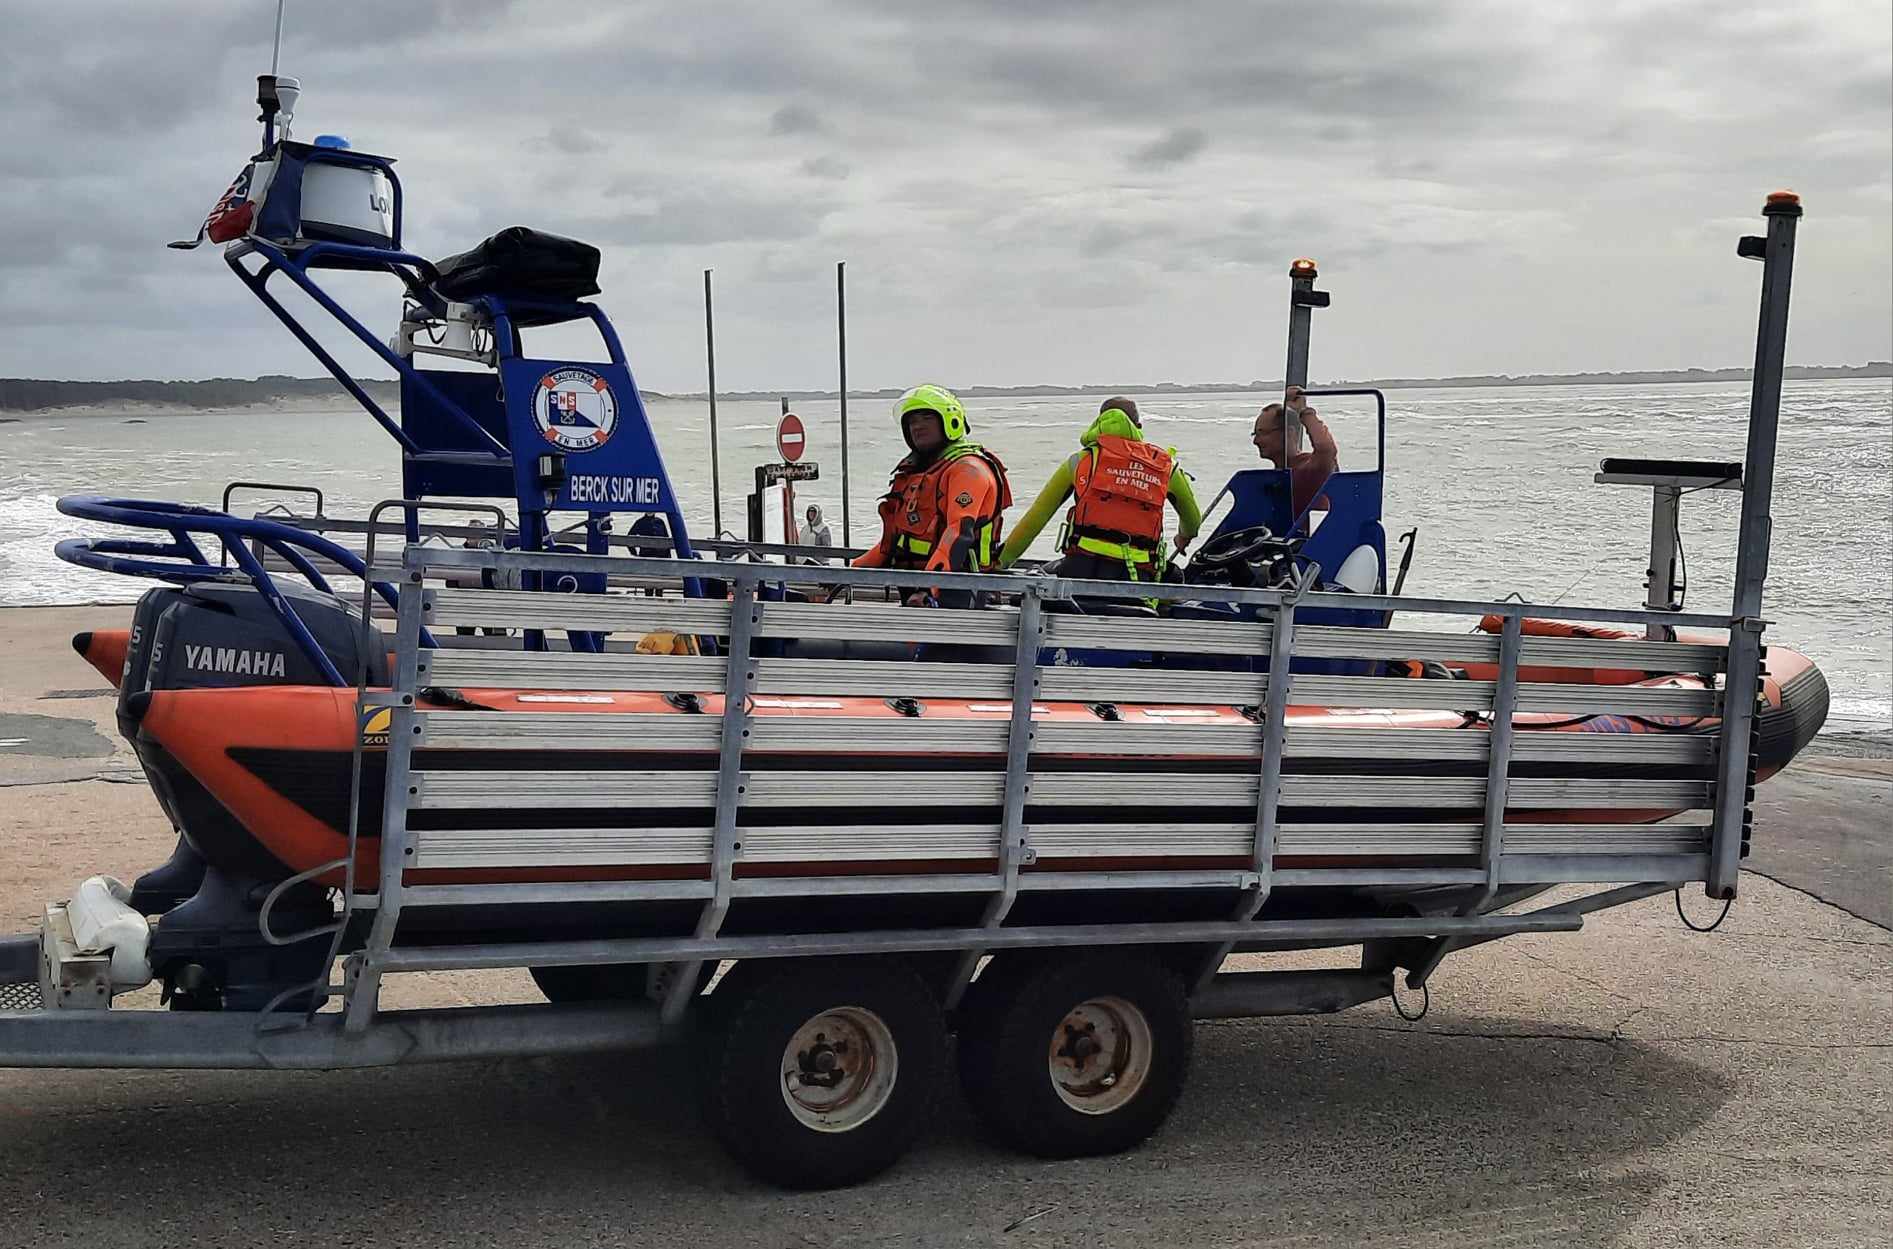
xmin=1068 ymin=435 xmax=1174 ymax=554
xmin=878 ymin=443 xmax=1012 ymax=570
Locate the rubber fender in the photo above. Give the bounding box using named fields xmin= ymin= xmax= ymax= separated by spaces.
xmin=68 ymin=875 xmax=154 ymax=991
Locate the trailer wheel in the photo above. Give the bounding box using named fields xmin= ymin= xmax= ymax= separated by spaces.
xmin=957 ymin=952 xmax=1191 ymax=1159
xmin=697 ymin=958 xmax=946 ymax=1189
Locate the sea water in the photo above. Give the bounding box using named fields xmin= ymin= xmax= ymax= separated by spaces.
xmin=2 ymin=378 xmax=1886 ymax=732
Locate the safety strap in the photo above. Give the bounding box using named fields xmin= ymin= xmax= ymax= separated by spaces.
xmin=1070 ymin=523 xmax=1178 ymax=586
xmin=1074 ymin=534 xmax=1155 ymax=564
xmin=894 ymin=517 xmax=999 ymax=567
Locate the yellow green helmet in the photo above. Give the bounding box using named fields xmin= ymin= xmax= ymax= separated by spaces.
xmin=894 ymin=383 xmax=969 ymax=446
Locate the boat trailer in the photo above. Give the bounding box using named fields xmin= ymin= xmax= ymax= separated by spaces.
xmin=0 ymin=176 xmax=1808 ymax=1186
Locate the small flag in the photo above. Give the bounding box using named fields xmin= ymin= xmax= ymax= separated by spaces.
xmin=204 ymin=164 xmax=258 ymax=243
xmin=170 ymin=161 xmax=260 ymax=251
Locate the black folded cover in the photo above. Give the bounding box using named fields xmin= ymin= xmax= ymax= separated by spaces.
xmin=433 ymin=226 xmax=601 ymax=302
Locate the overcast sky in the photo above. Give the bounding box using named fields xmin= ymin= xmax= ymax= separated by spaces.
xmin=2 ymin=0 xmax=1888 ymax=392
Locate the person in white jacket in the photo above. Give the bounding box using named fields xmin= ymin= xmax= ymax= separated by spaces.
xmin=803 ymin=504 xmax=835 ymax=562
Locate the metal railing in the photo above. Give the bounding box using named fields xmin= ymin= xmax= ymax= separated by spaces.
xmin=333 ymin=542 xmax=1750 ymax=1031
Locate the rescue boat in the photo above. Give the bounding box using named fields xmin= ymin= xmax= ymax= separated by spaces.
xmin=41 ymin=76 xmax=1826 ymax=1014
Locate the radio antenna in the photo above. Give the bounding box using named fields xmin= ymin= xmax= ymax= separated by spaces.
xmin=257 ymin=0 xmax=300 ymax=147
xmin=270 ymin=0 xmax=288 ymax=74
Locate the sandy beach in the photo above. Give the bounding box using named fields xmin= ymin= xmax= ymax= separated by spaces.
xmin=0 ymin=603 xmax=1886 ymax=1246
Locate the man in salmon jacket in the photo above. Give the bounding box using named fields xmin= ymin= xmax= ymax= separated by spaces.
xmin=997 ymin=396 xmax=1201 ymax=586
xmin=853 ymin=384 xmax=1012 ymax=608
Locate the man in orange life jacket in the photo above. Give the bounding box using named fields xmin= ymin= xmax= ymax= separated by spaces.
xmin=996 ymin=397 xmax=1202 ymax=585
xmin=852 ymin=384 xmax=1011 ymax=608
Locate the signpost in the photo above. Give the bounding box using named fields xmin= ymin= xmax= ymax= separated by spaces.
xmin=747 ymin=411 xmax=818 ymax=559
xmin=777 ymin=412 xmax=806 ymax=463
xmin=758 ymin=463 xmax=820 ymax=486
xmin=774 ymin=412 xmax=809 ymax=544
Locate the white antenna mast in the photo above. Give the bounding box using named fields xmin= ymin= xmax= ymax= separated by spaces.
xmin=270 ymin=0 xmax=287 ymax=75
xmin=260 ymin=0 xmax=299 ymax=144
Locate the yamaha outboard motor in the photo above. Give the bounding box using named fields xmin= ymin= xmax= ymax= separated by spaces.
xmin=111 ymin=581 xmax=387 ymax=1010
xmin=119 ymin=581 xmax=388 ymax=907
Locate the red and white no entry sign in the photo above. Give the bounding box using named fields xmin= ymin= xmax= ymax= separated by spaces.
xmin=776 ymin=412 xmax=806 ymax=462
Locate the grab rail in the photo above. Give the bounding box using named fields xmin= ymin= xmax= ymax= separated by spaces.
xmin=53 ymin=495 xmax=435 ymax=686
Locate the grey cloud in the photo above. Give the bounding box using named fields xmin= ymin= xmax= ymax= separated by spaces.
xmin=544 ymin=126 xmax=606 ymax=154
xmin=1376 ymin=155 xmax=1441 ymax=179
xmin=950 ymin=0 xmax=1496 ymax=124
xmin=1129 ymin=127 xmax=1207 ymax=168
xmin=573 ymin=187 xmax=831 ymax=247
xmin=265 ymin=0 xmax=520 ymax=54
xmin=1032 ymin=271 xmax=1154 ymax=310
xmin=0 ymin=15 xmax=241 ymax=137
xmin=0 ymin=0 xmax=1887 ymax=388
xmin=801 ymin=155 xmax=851 ymax=180
xmin=1833 ymin=69 xmax=1893 ymax=115
xmin=1079 ymin=220 xmax=1179 ymax=258
xmin=769 ymin=103 xmax=827 ymax=135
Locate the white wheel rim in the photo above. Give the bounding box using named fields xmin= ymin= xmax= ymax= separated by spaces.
xmin=780 ymin=1005 xmax=899 ymax=1133
xmin=1047 ymin=995 xmax=1154 ymax=1115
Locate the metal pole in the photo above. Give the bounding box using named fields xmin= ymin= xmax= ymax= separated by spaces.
xmin=270 ymin=0 xmax=287 ymax=74
xmin=837 ymin=261 xmax=852 ymax=546
xmin=945 ymin=586 xmax=1044 ymax=1009
xmin=704 ymin=269 xmax=722 ymax=539
xmin=1479 ymin=614 xmax=1523 ymax=896
xmin=1404 ymin=646 xmax=1520 ymax=997
xmin=343 ymin=556 xmax=427 ymax=1033
xmin=662 ymin=578 xmax=758 ymax=1024
xmin=1707 ymin=191 xmax=1802 ymax=900
xmin=1281 ymin=258 xmax=1320 ymax=464
xmin=1194 ymin=570 xmax=1306 ymax=992
xmin=1645 ymin=486 xmax=1682 ymax=640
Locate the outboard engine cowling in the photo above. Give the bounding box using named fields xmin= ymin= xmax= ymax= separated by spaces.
xmin=122 ymin=581 xmax=389 ymax=889
xmin=115 ymin=580 xmax=390 ymax=1008
xmin=144 ymin=580 xmax=389 ymax=693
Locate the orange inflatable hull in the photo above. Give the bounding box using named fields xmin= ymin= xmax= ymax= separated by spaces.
xmin=126 ymin=640 xmax=1828 ymax=888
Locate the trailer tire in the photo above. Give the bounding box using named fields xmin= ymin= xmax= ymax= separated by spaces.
xmin=697 ymin=958 xmax=946 ymax=1189
xmin=957 ymin=952 xmax=1191 ymax=1159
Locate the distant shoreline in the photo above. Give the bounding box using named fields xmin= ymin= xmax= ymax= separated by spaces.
xmin=1 ymin=363 xmax=1886 ymax=415
xmin=674 ymin=363 xmax=1892 ymax=404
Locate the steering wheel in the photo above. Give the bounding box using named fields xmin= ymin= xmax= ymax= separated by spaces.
xmin=1186 ymin=525 xmax=1305 ymax=588
xmin=1187 ymin=525 xmax=1284 ymax=576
